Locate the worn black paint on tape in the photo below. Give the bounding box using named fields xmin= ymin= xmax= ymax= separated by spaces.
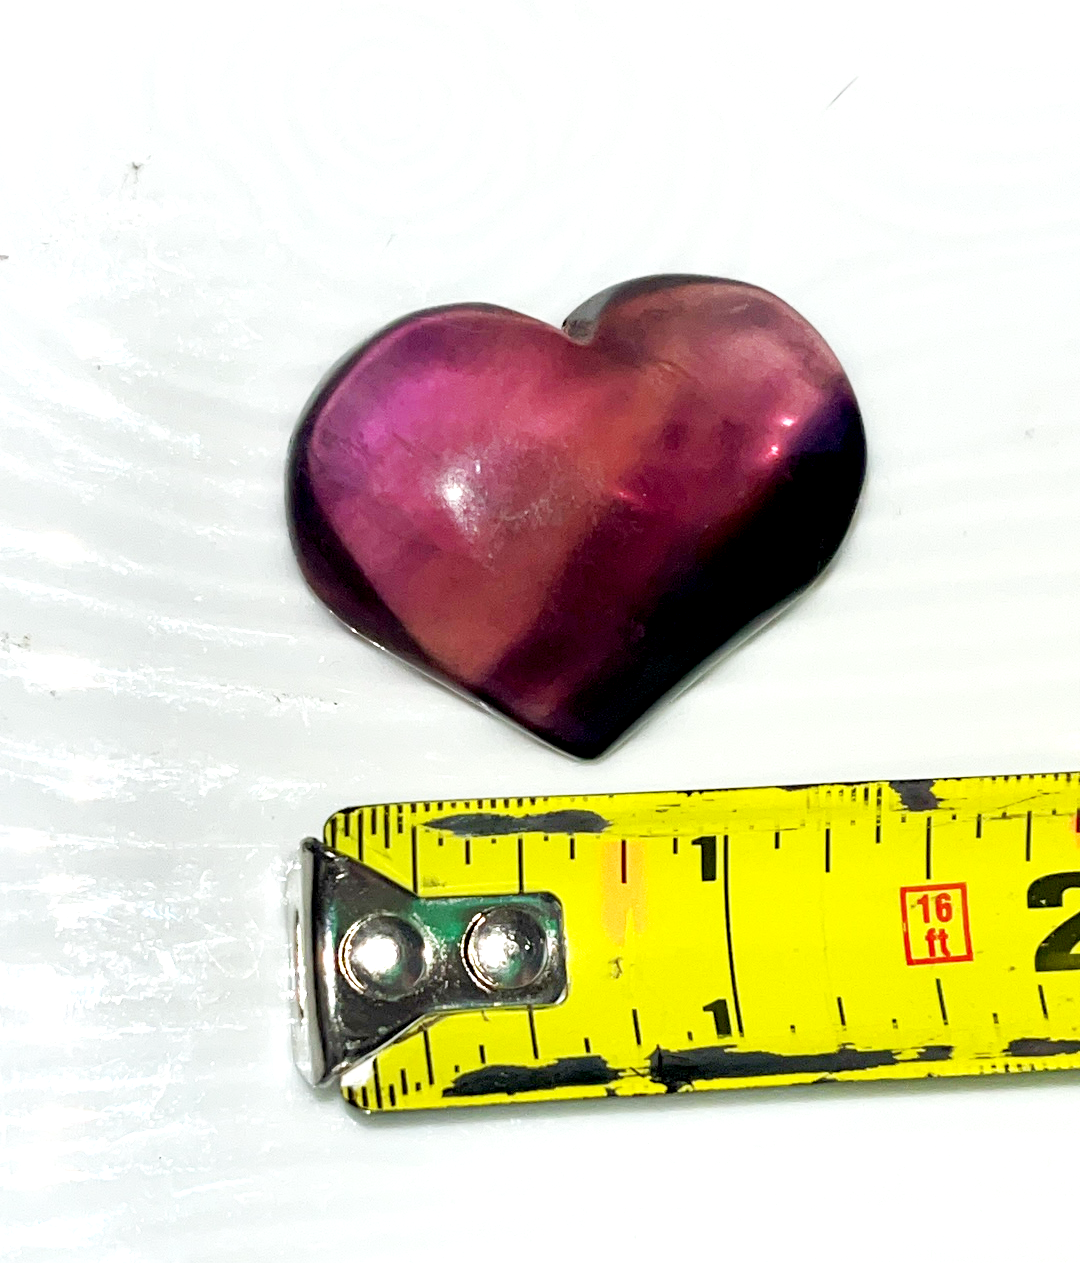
xmin=648 ymin=1043 xmax=954 ymax=1093
xmin=428 ymin=810 xmax=610 ymax=837
xmin=1005 ymin=1037 xmax=1080 ymax=1057
xmin=443 ymin=1055 xmax=617 ymax=1097
xmin=889 ymin=780 xmax=941 ymax=812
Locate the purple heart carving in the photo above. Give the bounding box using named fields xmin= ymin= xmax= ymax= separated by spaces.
xmin=288 ymin=275 xmax=865 ymax=758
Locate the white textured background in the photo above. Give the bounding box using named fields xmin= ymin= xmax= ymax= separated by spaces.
xmin=2 ymin=1 xmax=1079 ymax=1259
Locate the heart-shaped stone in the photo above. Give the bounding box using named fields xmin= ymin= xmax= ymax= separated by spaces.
xmin=288 ymin=275 xmax=865 ymax=758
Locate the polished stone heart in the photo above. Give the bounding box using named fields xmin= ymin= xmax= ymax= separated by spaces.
xmin=288 ymin=275 xmax=865 ymax=758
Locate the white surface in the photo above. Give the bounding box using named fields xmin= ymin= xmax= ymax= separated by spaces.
xmin=2 ymin=1 xmax=1079 ymax=1259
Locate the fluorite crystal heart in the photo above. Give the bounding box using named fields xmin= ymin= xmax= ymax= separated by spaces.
xmin=288 ymin=275 xmax=865 ymax=758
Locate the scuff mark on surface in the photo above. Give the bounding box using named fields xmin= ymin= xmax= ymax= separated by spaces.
xmin=826 ymin=76 xmax=859 ymax=108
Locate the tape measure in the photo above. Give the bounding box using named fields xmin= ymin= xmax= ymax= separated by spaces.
xmin=289 ymin=771 xmax=1080 ymax=1112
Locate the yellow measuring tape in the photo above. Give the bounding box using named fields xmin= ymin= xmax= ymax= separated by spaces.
xmin=317 ymin=771 xmax=1080 ymax=1111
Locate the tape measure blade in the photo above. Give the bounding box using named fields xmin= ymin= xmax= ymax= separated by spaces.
xmin=320 ymin=773 xmax=1080 ymax=1112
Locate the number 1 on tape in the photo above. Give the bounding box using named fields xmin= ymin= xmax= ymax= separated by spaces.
xmin=288 ymin=771 xmax=1080 ymax=1112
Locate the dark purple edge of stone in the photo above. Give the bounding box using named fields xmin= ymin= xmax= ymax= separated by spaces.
xmin=286 ymin=275 xmax=867 ymax=760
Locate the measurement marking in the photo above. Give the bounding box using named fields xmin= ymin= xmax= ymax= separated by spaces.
xmin=383 ymin=810 xmax=391 ymax=849
xmin=517 ymin=837 xmax=525 ymax=893
xmin=891 ymin=1017 xmax=898 ymax=1030
xmin=387 ymin=1084 xmax=396 ymax=1107
xmin=975 ymin=813 xmax=983 ymax=838
xmin=875 ymin=821 xmax=882 ymax=844
xmin=621 ymin=839 xmax=628 ymax=883
xmin=774 ymin=831 xmax=781 ymax=850
xmin=360 ymin=1086 xmax=369 ymax=1109
xmin=400 ymin=1069 xmax=408 ymax=1097
xmin=396 ymin=805 xmax=403 ymax=834
xmin=464 ymin=837 xmax=471 ymax=865
xmin=583 ymin=1037 xmax=591 ymax=1054
xmin=1038 ymin=984 xmax=1049 ymax=1020
xmin=1025 ymin=810 xmax=1033 ymax=862
xmin=672 ymin=837 xmax=679 ymax=854
xmin=925 ymin=817 xmax=933 ymax=881
xmin=836 ymin=996 xmax=847 ymax=1028
xmin=569 ymin=836 xmax=575 ymax=860
xmin=703 ymin=998 xmax=732 ymax=1037
xmin=372 ymin=1058 xmax=384 ymax=1109
xmin=329 ymin=814 xmax=338 ymax=848
xmin=356 ymin=810 xmax=364 ymax=860
xmin=422 ymin=1029 xmax=435 ymax=1085
xmin=935 ymin=979 xmax=949 ymax=1026
xmin=692 ymin=834 xmax=717 ymax=881
xmin=992 ymin=1012 xmax=999 ymax=1027
xmin=722 ymin=835 xmax=745 ymax=1036
xmin=790 ymin=1024 xmax=797 ymax=1035
xmin=410 ymin=826 xmax=418 ymax=893
xmin=527 ymin=1006 xmax=540 ymax=1059
xmin=631 ymin=1008 xmax=642 ymax=1046
xmin=824 ymin=827 xmax=831 ymax=873
xmin=369 ymin=806 xmax=377 ymax=834
xmin=687 ymin=1031 xmax=694 ymax=1042
xmin=478 ymin=1044 xmax=486 ymax=1065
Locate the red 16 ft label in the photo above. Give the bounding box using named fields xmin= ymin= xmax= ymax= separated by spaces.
xmin=900 ymin=882 xmax=974 ymax=965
